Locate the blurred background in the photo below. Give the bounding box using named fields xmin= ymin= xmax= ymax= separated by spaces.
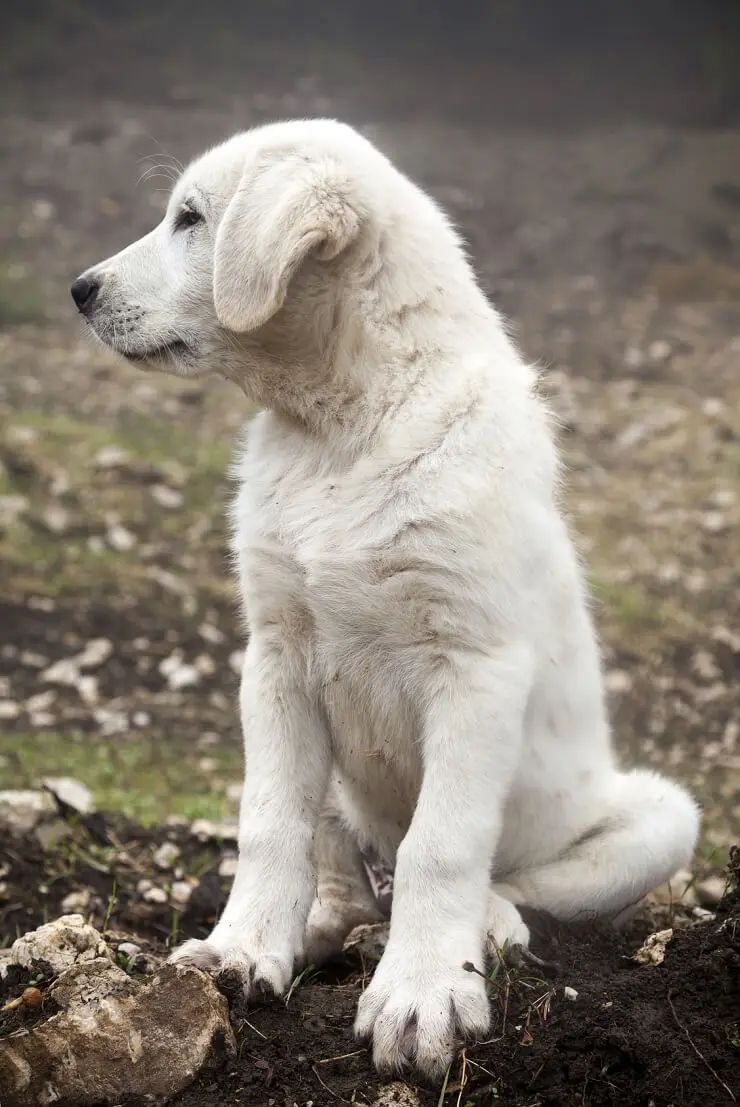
xmin=1 ymin=1 xmax=738 ymax=869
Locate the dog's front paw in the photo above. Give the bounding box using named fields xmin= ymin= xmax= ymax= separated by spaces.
xmin=354 ymin=938 xmax=490 ymax=1080
xmin=169 ymin=937 xmax=294 ymax=998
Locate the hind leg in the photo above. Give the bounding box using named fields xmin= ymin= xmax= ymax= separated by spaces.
xmin=302 ymin=806 xmax=384 ymax=967
xmin=489 ymin=769 xmax=699 ymax=931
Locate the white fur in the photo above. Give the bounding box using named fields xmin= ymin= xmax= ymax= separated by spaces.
xmin=76 ymin=119 xmax=699 ymax=1080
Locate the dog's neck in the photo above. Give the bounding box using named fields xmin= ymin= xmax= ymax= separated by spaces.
xmin=222 ymin=242 xmax=495 ymax=451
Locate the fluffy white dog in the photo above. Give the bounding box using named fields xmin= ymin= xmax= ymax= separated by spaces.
xmin=72 ymin=119 xmax=699 ymax=1080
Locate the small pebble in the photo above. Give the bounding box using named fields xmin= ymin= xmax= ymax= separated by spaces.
xmin=61 ymin=888 xmax=92 ymax=914
xmin=170 ymin=881 xmax=192 ymax=905
xmin=142 ymin=886 xmax=168 ymax=905
xmin=153 ymin=841 xmax=181 ymax=870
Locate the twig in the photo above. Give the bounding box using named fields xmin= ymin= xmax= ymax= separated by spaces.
xmin=316 ymin=1048 xmax=367 ymax=1065
xmin=312 ymin=1063 xmax=348 ymax=1102
xmin=456 ymin=1049 xmax=469 ymax=1107
xmin=241 ymin=1016 xmax=267 ymax=1040
xmin=666 ymin=990 xmax=736 ymax=1101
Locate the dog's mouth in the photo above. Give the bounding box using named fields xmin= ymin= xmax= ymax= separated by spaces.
xmin=123 ymin=339 xmax=191 ymax=363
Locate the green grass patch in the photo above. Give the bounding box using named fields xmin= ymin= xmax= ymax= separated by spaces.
xmin=0 ymin=729 xmax=242 ymax=825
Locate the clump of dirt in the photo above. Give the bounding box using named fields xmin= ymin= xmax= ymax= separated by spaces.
xmin=2 ymin=813 xmax=738 ymax=1107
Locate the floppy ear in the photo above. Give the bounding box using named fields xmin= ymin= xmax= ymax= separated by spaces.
xmin=213 ymin=156 xmax=359 ymax=333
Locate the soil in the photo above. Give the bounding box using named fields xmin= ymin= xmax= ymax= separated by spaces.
xmin=1 ymin=811 xmax=739 ymax=1107
xmin=1 ymin=2 xmax=740 ymax=1105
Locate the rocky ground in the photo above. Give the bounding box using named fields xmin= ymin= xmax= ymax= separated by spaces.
xmin=1 ymin=4 xmax=739 ymax=1104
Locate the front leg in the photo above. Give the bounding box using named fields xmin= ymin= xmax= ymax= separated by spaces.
xmin=171 ymin=637 xmax=330 ymax=997
xmin=355 ymin=645 xmax=533 ymax=1079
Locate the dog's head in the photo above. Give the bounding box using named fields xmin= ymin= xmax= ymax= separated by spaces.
xmin=72 ymin=120 xmax=391 ymax=380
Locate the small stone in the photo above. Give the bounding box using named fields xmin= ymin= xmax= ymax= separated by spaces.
xmin=194 ymin=653 xmax=216 ymax=676
xmin=604 ymin=669 xmax=633 ymax=695
xmin=190 ymin=819 xmax=238 ymax=842
xmin=78 ymin=639 xmax=114 ymax=669
xmin=107 ymin=523 xmax=136 ymax=551
xmin=165 ymin=814 xmax=189 ymax=829
xmin=0 ymin=701 xmax=20 ymax=720
xmin=27 ymin=595 xmax=56 ymax=612
xmin=701 ymin=511 xmax=727 ymax=534
xmin=170 ymin=881 xmax=193 ymax=905
xmin=702 ymin=397 xmax=725 ymax=418
xmin=93 ymin=707 xmax=129 ymax=736
xmin=61 ymin=888 xmax=92 ymax=914
xmin=633 ymin=928 xmax=673 ymax=966
xmin=40 ymin=505 xmax=70 ymax=534
xmin=198 ymin=622 xmax=225 ymax=645
xmin=218 ymin=855 xmax=239 ymax=879
xmin=648 ymin=339 xmax=671 ymax=361
xmin=7 ymin=425 xmax=37 ymax=445
xmin=132 ymin=710 xmax=151 ymax=727
xmin=20 ymin=650 xmax=48 ymax=668
xmin=0 ymin=494 xmax=29 ymax=523
xmin=153 ymin=842 xmax=181 ymax=870
xmin=137 ymin=879 xmax=153 ymax=894
xmin=159 ymin=650 xmax=200 ymax=691
xmin=684 ymin=569 xmax=707 ymax=594
xmin=143 ymin=886 xmax=168 ymax=905
xmin=225 ymin=782 xmax=242 ymax=805
xmin=29 ymin=710 xmax=56 ymax=727
xmin=229 ymin=650 xmax=244 ymax=675
xmin=151 ymin=484 xmax=184 ymax=509
xmin=692 ymin=650 xmax=721 ymax=681
xmin=77 ymin=675 xmax=100 ymax=705
xmin=117 ymin=941 xmax=142 ymax=959
xmin=563 ymin=986 xmax=579 ymax=1001
xmin=43 ymin=776 xmax=94 ymax=814
xmin=94 ymin=445 xmax=130 ymax=468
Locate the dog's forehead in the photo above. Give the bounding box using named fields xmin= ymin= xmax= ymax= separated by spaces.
xmin=177 ymin=134 xmax=254 ymax=206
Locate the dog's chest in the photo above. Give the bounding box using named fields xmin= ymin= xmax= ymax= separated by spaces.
xmin=241 ymin=448 xmax=443 ymax=682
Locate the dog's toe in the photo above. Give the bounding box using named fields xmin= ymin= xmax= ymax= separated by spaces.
xmin=169 ymin=938 xmax=223 ymax=973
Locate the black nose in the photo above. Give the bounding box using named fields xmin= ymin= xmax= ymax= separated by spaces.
xmin=70 ymin=274 xmax=100 ymax=314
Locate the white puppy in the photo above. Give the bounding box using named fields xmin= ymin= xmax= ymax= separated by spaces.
xmin=73 ymin=119 xmax=699 ymax=1080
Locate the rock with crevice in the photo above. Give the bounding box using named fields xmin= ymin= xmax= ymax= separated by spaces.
xmin=0 ymin=923 xmax=235 ymax=1106
xmin=11 ymin=915 xmax=113 ymax=976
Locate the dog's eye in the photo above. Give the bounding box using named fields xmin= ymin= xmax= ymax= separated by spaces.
xmin=174 ymin=206 xmax=203 ymax=232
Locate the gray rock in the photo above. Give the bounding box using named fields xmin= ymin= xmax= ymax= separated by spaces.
xmin=0 ymin=958 xmax=235 ymax=1106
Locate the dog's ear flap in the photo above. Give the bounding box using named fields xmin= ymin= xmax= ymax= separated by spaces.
xmin=213 ymin=156 xmax=359 ymax=333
